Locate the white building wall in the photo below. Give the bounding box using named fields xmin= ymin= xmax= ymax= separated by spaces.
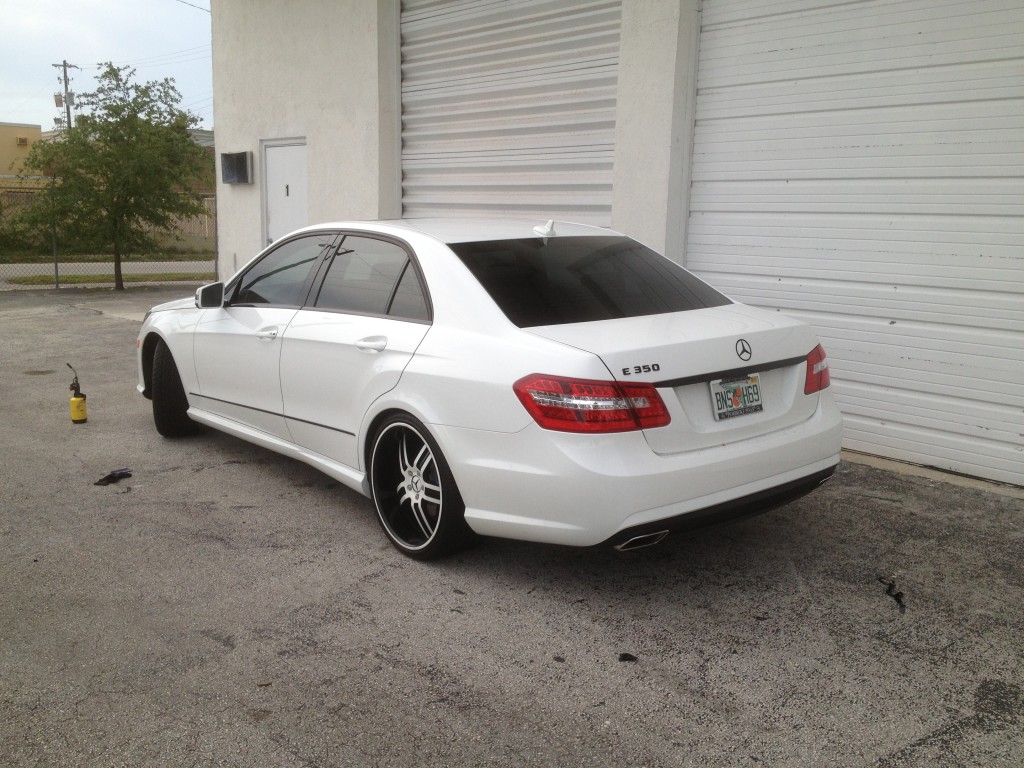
xmin=212 ymin=0 xmax=401 ymax=276
xmin=210 ymin=0 xmax=1021 ymax=484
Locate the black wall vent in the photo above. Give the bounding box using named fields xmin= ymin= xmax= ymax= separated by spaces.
xmin=221 ymin=151 xmax=253 ymax=184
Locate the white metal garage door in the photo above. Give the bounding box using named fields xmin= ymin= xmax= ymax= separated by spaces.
xmin=400 ymin=0 xmax=621 ymax=224
xmin=686 ymin=0 xmax=1024 ymax=485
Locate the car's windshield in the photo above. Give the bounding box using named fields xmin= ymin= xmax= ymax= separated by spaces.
xmin=448 ymin=236 xmax=731 ymax=327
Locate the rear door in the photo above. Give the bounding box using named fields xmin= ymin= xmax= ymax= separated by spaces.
xmin=280 ymin=234 xmax=432 ymax=469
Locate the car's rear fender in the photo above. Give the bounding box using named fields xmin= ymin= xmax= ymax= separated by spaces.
xmin=355 ymin=323 xmax=613 ymax=472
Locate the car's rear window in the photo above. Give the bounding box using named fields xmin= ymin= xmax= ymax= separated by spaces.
xmin=448 ymin=236 xmax=731 ymax=327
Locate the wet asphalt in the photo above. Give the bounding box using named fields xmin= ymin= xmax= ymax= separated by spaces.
xmin=1 ymin=285 xmax=1022 ymax=767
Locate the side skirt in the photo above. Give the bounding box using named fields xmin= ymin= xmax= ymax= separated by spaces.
xmin=187 ymin=408 xmax=370 ymax=497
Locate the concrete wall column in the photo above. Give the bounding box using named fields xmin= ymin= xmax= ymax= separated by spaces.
xmin=611 ymin=0 xmax=700 ymax=262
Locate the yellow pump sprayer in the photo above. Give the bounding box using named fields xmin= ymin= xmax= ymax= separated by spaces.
xmin=68 ymin=363 xmax=87 ymax=424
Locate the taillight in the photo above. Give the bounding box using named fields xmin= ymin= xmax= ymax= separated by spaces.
xmin=804 ymin=344 xmax=831 ymax=395
xmin=513 ymin=374 xmax=670 ymax=433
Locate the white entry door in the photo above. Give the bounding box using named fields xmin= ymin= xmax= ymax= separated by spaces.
xmin=264 ymin=141 xmax=308 ymax=246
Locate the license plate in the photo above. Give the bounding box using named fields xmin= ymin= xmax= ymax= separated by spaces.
xmin=710 ymin=374 xmax=763 ymax=421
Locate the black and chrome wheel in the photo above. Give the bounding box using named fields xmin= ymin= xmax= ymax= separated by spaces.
xmin=151 ymin=338 xmax=198 ymax=437
xmin=369 ymin=414 xmax=472 ymax=559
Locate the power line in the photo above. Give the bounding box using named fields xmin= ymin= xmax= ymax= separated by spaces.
xmin=107 ymin=45 xmax=211 ymax=69
xmin=131 ymin=53 xmax=212 ymax=72
xmin=173 ymin=0 xmax=210 ymax=12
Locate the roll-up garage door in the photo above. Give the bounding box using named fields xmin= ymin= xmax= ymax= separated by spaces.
xmin=400 ymin=0 xmax=621 ymax=224
xmin=686 ymin=0 xmax=1024 ymax=485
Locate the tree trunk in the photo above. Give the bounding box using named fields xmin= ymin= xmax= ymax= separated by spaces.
xmin=113 ymin=242 xmax=125 ymax=291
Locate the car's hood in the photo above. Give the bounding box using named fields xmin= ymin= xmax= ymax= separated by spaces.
xmin=148 ymin=296 xmax=196 ymax=314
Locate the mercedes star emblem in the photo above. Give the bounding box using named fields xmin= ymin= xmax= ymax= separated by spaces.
xmin=735 ymin=338 xmax=752 ymax=361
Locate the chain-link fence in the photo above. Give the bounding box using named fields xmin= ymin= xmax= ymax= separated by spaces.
xmin=0 ymin=184 xmax=216 ymax=291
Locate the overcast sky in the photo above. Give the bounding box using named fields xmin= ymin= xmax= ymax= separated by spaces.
xmin=1 ymin=0 xmax=213 ymax=130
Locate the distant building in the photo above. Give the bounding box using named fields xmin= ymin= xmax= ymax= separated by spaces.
xmin=0 ymin=122 xmax=43 ymax=181
xmin=188 ymin=129 xmax=216 ymax=194
xmin=189 ymin=128 xmax=215 ymax=150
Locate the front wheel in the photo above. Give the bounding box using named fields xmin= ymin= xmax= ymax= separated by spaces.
xmin=369 ymin=415 xmax=473 ymax=560
xmin=151 ymin=339 xmax=197 ymax=437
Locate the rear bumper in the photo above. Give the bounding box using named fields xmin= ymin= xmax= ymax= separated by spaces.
xmin=432 ymin=394 xmax=844 ymax=547
xmin=601 ymin=464 xmax=836 ymax=550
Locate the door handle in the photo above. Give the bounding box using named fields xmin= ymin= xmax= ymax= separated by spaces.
xmin=256 ymin=328 xmax=279 ymax=341
xmin=355 ymin=336 xmax=387 ymax=353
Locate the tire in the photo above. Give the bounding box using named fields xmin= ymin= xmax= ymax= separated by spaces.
xmin=151 ymin=339 xmax=198 ymax=437
xmin=369 ymin=414 xmax=474 ymax=560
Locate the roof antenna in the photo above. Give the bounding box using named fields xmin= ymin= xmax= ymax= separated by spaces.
xmin=533 ymin=220 xmax=557 ymax=237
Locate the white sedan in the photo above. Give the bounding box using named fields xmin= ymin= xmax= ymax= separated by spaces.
xmin=137 ymin=219 xmax=842 ymax=559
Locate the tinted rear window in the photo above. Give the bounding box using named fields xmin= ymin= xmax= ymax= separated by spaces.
xmin=449 ymin=236 xmax=731 ymax=327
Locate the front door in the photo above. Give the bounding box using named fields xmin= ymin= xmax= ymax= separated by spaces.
xmin=193 ymin=232 xmax=335 ymax=439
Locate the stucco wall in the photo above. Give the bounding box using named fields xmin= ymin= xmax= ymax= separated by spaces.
xmin=212 ymin=0 xmax=400 ymax=277
xmin=611 ymin=0 xmax=700 ymax=261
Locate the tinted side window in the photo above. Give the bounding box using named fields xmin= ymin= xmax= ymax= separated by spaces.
xmin=313 ymin=236 xmax=429 ymax=320
xmin=232 ymin=234 xmax=332 ymax=306
xmin=388 ymin=264 xmax=430 ymax=321
xmin=449 ymin=236 xmax=731 ymax=327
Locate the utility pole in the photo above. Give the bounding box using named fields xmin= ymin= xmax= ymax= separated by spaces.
xmin=51 ymin=60 xmax=80 ymax=130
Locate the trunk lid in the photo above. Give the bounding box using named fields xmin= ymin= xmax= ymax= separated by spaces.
xmin=526 ymin=304 xmax=822 ymax=454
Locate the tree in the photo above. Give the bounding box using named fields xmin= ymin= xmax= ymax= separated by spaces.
xmin=20 ymin=64 xmax=212 ymax=289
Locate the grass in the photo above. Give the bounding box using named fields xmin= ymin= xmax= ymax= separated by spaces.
xmin=0 ymin=250 xmax=215 ymax=264
xmin=7 ymin=272 xmax=216 ymax=286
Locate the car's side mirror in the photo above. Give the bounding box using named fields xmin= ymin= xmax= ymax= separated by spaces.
xmin=195 ymin=282 xmax=225 ymax=308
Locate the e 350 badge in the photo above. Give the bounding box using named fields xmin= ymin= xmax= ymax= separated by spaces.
xmin=621 ymin=363 xmax=661 ymax=376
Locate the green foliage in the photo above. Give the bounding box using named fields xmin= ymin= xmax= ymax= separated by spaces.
xmin=16 ymin=64 xmax=214 ymax=289
xmin=0 ymin=209 xmax=43 ymax=259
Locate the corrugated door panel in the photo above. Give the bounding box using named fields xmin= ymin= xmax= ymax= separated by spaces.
xmin=401 ymin=0 xmax=621 ymax=224
xmin=687 ymin=0 xmax=1024 ymax=485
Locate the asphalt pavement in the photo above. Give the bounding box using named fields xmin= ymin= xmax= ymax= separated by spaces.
xmin=1 ymin=286 xmax=1022 ymax=767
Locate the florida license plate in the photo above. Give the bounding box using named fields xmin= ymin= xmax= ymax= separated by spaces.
xmin=711 ymin=374 xmax=763 ymax=421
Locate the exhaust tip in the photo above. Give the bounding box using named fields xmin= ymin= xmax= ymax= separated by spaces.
xmin=615 ymin=530 xmax=669 ymax=552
